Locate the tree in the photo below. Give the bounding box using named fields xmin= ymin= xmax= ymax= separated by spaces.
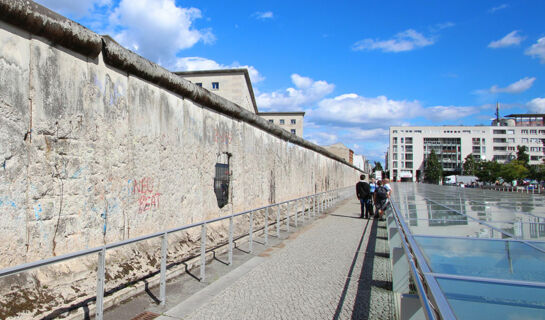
xmin=463 ymin=154 xmax=477 ymax=176
xmin=500 ymin=160 xmax=529 ymax=183
xmin=373 ymin=161 xmax=383 ymax=172
xmin=424 ymin=149 xmax=442 ymax=184
xmin=516 ymin=145 xmax=529 ymax=166
xmin=475 ymin=160 xmax=501 ymax=183
xmin=528 ymin=164 xmax=545 ymax=181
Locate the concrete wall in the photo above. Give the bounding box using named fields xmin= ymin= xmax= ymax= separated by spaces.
xmin=0 ymin=2 xmax=361 ymax=317
xmin=0 ymin=18 xmax=360 ymax=266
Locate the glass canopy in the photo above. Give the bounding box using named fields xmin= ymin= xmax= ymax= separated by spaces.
xmin=391 ymin=184 xmax=545 ymax=319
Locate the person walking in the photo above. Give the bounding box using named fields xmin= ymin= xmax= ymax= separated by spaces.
xmin=369 ymin=178 xmax=377 ymax=218
xmin=375 ymin=180 xmax=390 ymax=221
xmin=356 ymin=174 xmax=372 ymax=219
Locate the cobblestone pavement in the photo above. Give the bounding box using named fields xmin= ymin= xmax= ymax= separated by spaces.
xmin=161 ymin=199 xmax=393 ymax=320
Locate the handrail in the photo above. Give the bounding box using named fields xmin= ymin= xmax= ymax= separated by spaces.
xmin=0 ymin=186 xmax=353 ymax=319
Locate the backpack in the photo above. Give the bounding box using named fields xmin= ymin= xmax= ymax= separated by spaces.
xmin=376 ymin=186 xmax=388 ymax=200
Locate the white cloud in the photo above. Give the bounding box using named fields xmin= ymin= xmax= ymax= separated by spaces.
xmin=425 ymin=106 xmax=478 ymax=121
xmin=109 ymin=0 xmax=214 ymax=65
xmin=488 ymin=31 xmax=525 ymax=48
xmin=309 ymin=94 xmax=421 ymax=126
xmin=489 ymin=77 xmax=536 ymax=94
xmin=525 ymin=37 xmax=545 ymax=63
xmin=527 ymin=98 xmax=545 ymax=113
xmin=256 ymin=74 xmax=335 ymax=111
xmin=174 ymin=57 xmax=264 ymax=83
xmin=352 ymin=29 xmax=434 ymax=53
xmin=489 ymin=4 xmax=509 ymax=13
xmin=253 ymin=11 xmax=274 ymax=20
xmin=348 ymin=128 xmax=390 ymax=139
xmin=35 ymin=0 xmax=111 ymax=17
xmin=306 ymin=131 xmax=338 ymax=146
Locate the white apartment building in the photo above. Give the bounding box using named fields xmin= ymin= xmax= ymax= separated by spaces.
xmin=387 ymin=114 xmax=545 ymax=182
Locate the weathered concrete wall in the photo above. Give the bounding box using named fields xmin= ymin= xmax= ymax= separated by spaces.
xmin=0 ymin=1 xmax=360 ymax=317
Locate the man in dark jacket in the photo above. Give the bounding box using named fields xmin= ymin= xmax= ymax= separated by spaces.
xmin=356 ymin=174 xmax=372 ymax=219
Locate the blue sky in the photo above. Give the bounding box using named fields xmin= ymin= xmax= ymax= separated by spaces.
xmin=35 ymin=0 xmax=545 ymax=163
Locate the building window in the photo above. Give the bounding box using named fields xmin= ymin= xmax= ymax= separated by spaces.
xmin=212 ymin=82 xmax=219 ymax=90
xmin=291 ymin=119 xmax=296 ymax=125
xmin=291 ymin=129 xmax=296 ymax=134
xmin=393 ymin=130 xmax=398 ymax=133
xmin=268 ymin=119 xmax=274 ymax=124
xmin=539 ymin=130 xmax=545 ymax=134
xmin=493 ymin=129 xmax=506 ymax=134
xmin=530 ymin=130 xmax=537 ymax=134
xmin=494 ymin=146 xmax=507 ymax=151
xmin=195 ymin=82 xmax=202 ymax=87
xmin=531 ymin=156 xmax=540 ymax=161
xmin=405 ymin=162 xmax=413 ymax=169
xmin=521 ymin=129 xmax=529 ymax=134
xmin=508 ymin=146 xmax=516 ymax=151
xmin=393 ymin=162 xmax=398 ymax=168
xmin=393 ymin=137 xmax=398 ymax=144
xmin=406 ymin=145 xmax=413 ymax=152
xmin=472 ymin=146 xmax=480 ymax=153
xmin=401 ymin=137 xmax=404 ymax=143
xmin=279 ymin=119 xmax=285 ymax=125
xmin=522 ymin=138 xmax=529 ymax=143
xmin=393 ymin=153 xmax=398 ymax=160
xmin=493 ymin=138 xmax=506 ymax=143
xmin=406 ymin=137 xmax=413 ymax=144
xmin=507 ymin=129 xmax=515 ymax=134
xmin=405 ymin=154 xmax=413 ymax=160
xmin=472 ymin=138 xmax=481 ymax=145
xmin=482 ymin=146 xmax=486 ymax=153
xmin=507 ymin=138 xmax=515 ymax=143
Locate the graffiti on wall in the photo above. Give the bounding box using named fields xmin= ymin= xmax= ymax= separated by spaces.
xmin=130 ymin=177 xmax=161 ymax=213
xmin=214 ymin=129 xmax=232 ymax=145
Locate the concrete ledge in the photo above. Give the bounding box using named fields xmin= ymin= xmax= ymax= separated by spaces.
xmin=0 ymin=0 xmax=102 ymax=57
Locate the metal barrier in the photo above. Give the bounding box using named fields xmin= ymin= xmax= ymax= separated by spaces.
xmin=0 ymin=186 xmax=352 ymax=319
xmin=387 ymin=199 xmax=456 ymax=320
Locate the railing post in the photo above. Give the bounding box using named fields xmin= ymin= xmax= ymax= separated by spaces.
xmin=313 ymin=195 xmax=316 ymax=216
xmin=264 ymin=207 xmax=269 ymax=246
xmin=249 ymin=211 xmax=254 ymax=253
xmin=200 ymin=223 xmax=207 ymax=281
xmin=302 ymin=198 xmax=306 ymax=221
xmin=276 ymin=204 xmax=281 ymax=238
xmin=96 ymin=247 xmax=106 ymax=320
xmin=295 ymin=200 xmax=298 ymax=228
xmin=228 ymin=217 xmax=233 ymax=265
xmin=160 ymin=232 xmax=168 ymax=306
xmin=286 ymin=202 xmax=290 ymax=233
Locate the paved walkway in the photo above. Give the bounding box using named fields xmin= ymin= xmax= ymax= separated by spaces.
xmin=157 ymin=199 xmax=393 ymax=320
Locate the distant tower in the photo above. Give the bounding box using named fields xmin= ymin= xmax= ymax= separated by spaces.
xmin=495 ymin=101 xmax=500 ymax=122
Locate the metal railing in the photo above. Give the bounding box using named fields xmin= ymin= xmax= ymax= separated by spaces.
xmin=388 ymin=199 xmax=456 ymax=320
xmin=0 ymin=186 xmax=352 ymax=319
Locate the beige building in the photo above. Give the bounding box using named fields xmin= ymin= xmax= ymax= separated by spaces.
xmin=175 ymin=68 xmax=305 ymax=137
xmin=175 ymin=68 xmax=259 ymax=114
xmin=258 ymin=112 xmax=305 ymax=137
xmin=387 ymin=114 xmax=545 ymax=182
xmin=324 ymin=143 xmax=354 ymax=164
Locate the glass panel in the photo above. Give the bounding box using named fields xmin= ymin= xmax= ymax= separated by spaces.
xmin=436 ymin=277 xmax=545 ymax=320
xmin=415 ymin=236 xmax=545 ymax=282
